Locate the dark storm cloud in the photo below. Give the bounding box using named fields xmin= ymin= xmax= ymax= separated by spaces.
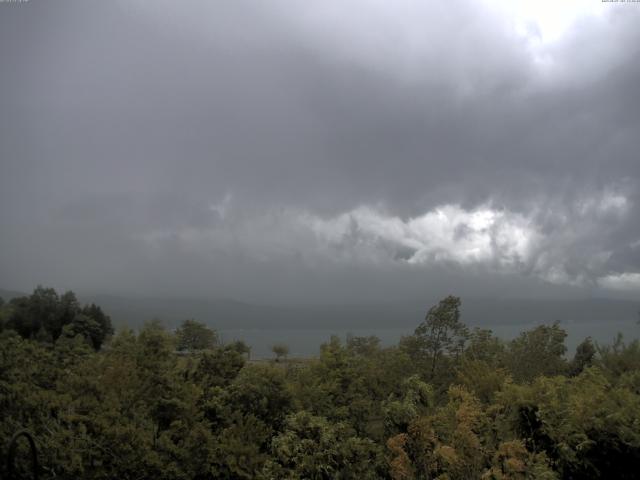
xmin=1 ymin=0 xmax=639 ymax=301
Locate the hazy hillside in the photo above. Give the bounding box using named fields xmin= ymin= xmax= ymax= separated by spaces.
xmin=79 ymin=294 xmax=640 ymax=331
xmin=0 ymin=288 xmax=27 ymax=301
xmin=4 ymin=287 xmax=637 ymax=335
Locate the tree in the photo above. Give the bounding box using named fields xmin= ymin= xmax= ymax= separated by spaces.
xmin=81 ymin=303 xmax=114 ymax=348
xmin=175 ymin=319 xmax=218 ymax=351
xmin=464 ymin=328 xmax=505 ymax=366
xmin=456 ymin=359 xmax=510 ymax=404
xmin=505 ymin=323 xmax=567 ymax=382
xmin=210 ymin=412 xmax=272 ymax=479
xmin=4 ymin=287 xmax=112 ymax=349
xmin=56 ymin=290 xmax=81 ymax=339
xmin=408 ymin=296 xmax=469 ymax=379
xmin=227 ymin=364 xmax=293 ymax=429
xmin=383 ymin=375 xmax=433 ymax=435
xmin=387 ymin=386 xmax=489 ymax=480
xmin=484 ymin=440 xmax=557 ymax=480
xmin=596 ymin=334 xmax=640 ymax=380
xmin=457 ymin=329 xmax=509 ymax=403
xmin=266 ymin=411 xmax=385 ymax=479
xmin=229 ymin=339 xmax=252 ymax=360
xmin=193 ymin=344 xmax=246 ymax=389
xmin=346 ymin=334 xmax=381 ymax=357
xmin=62 ymin=314 xmax=103 ymax=349
xmin=0 ymin=298 xmax=8 ymax=332
xmin=569 ymin=337 xmax=596 ymax=376
xmin=497 ymin=368 xmax=640 ymax=479
xmin=3 ymin=290 xmax=640 ymax=480
xmin=272 ymin=343 xmax=289 ymax=362
xmin=7 ymin=286 xmax=59 ymax=339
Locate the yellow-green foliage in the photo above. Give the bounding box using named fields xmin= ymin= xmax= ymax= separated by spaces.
xmin=1 ymin=295 xmax=639 ymax=479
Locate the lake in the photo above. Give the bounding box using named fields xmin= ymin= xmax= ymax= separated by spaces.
xmin=220 ymin=319 xmax=640 ymax=359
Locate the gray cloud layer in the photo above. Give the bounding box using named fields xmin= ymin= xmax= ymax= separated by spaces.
xmin=1 ymin=0 xmax=639 ymax=302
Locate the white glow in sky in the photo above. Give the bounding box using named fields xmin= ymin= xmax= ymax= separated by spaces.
xmin=487 ymin=0 xmax=606 ymax=44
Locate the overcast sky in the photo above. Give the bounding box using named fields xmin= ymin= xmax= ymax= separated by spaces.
xmin=1 ymin=0 xmax=639 ymax=303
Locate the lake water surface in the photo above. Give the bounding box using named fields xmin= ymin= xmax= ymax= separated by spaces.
xmin=220 ymin=319 xmax=640 ymax=359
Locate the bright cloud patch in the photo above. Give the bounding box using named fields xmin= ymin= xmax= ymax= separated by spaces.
xmin=599 ymin=273 xmax=640 ymax=292
xmin=138 ymin=187 xmax=637 ymax=291
xmin=486 ymin=0 xmax=606 ymax=44
xmin=303 ymin=205 xmax=536 ymax=268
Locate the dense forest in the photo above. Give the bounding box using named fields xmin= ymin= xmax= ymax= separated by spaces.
xmin=1 ymin=288 xmax=639 ymax=479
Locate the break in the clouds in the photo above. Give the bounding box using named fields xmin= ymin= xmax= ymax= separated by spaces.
xmin=1 ymin=0 xmax=639 ymax=301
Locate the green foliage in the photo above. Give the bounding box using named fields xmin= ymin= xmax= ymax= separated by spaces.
xmin=505 ymin=323 xmax=567 ymax=382
xmin=291 ymin=336 xmax=413 ymax=439
xmin=495 ymin=367 xmax=640 ymax=479
xmin=81 ymin=303 xmax=114 ymax=348
xmin=597 ymin=334 xmax=640 ymax=381
xmin=3 ymin=286 xmax=113 ymax=349
xmin=346 ymin=334 xmax=381 ymax=357
xmin=228 ymin=364 xmax=293 ymax=429
xmin=402 ymin=295 xmax=469 ymax=381
xmin=266 ymin=411 xmax=385 ymax=479
xmin=175 ymin=318 xmax=218 ymax=351
xmin=569 ymin=336 xmax=596 ymax=376
xmin=456 ymin=359 xmax=511 ymax=404
xmin=383 ymin=375 xmax=433 ymax=435
xmin=387 ymin=385 xmax=558 ymax=480
xmin=483 ymin=440 xmax=558 ymax=480
xmin=210 ymin=412 xmax=272 ymax=479
xmin=193 ymin=344 xmax=246 ymax=389
xmin=464 ymin=328 xmax=506 ymax=366
xmin=271 ymin=343 xmax=289 ymax=362
xmin=228 ymin=339 xmax=251 ymax=358
xmin=62 ymin=314 xmax=103 ymax=349
xmin=1 ymin=293 xmax=639 ymax=479
xmin=0 ymin=298 xmax=9 ymax=331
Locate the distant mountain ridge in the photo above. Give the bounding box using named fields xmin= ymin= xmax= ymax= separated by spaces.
xmin=82 ymin=294 xmax=640 ymax=331
xmin=0 ymin=289 xmax=26 ymax=301
xmin=3 ymin=288 xmax=639 ymax=331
